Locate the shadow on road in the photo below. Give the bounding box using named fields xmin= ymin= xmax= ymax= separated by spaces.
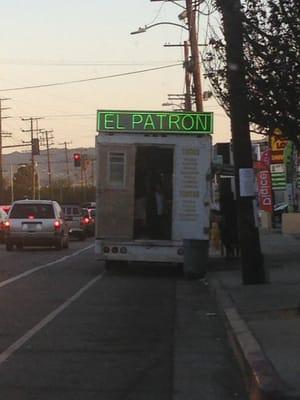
xmin=105 ymin=261 xmax=183 ymax=279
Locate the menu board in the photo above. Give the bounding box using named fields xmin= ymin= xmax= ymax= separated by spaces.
xmin=173 ymin=140 xmax=210 ymax=240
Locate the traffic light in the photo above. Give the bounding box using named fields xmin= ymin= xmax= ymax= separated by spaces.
xmin=73 ymin=153 xmax=81 ymax=167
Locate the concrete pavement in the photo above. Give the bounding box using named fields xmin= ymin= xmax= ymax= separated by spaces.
xmin=208 ymin=230 xmax=300 ymax=399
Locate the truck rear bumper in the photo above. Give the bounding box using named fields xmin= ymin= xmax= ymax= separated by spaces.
xmin=95 ymin=239 xmax=183 ymax=263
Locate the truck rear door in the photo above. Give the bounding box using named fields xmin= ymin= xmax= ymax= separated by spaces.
xmin=97 ymin=143 xmax=136 ymax=240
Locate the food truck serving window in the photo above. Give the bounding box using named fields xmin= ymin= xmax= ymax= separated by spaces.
xmin=108 ymin=152 xmax=126 ymax=187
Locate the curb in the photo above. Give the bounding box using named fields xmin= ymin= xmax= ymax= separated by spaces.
xmin=209 ymin=276 xmax=299 ymax=400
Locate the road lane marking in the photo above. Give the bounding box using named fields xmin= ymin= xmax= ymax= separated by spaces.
xmin=0 ymin=244 xmax=94 ymax=289
xmin=0 ymin=273 xmax=103 ymax=366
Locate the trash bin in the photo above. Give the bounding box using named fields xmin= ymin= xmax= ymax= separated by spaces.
xmin=183 ymin=239 xmax=209 ymax=279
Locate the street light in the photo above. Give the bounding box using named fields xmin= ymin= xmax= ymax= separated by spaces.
xmin=130 ymin=21 xmax=188 ymax=35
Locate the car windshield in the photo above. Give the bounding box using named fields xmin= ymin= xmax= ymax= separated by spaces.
xmin=62 ymin=207 xmax=80 ymax=215
xmin=10 ymin=204 xmax=55 ymax=219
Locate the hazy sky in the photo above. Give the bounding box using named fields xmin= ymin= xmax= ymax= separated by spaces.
xmin=1 ymin=0 xmax=231 ymax=153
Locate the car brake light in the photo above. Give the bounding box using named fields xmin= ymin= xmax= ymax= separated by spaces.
xmin=3 ymin=220 xmax=10 ymax=230
xmin=28 ymin=215 xmax=35 ymax=220
xmin=54 ymin=220 xmax=61 ymax=231
xmin=83 ymin=217 xmax=90 ymax=224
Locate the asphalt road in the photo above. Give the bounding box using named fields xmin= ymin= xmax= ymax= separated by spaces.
xmin=0 ymin=238 xmax=248 ymax=400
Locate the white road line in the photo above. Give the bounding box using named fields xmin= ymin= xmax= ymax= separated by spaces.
xmin=0 ymin=273 xmax=103 ymax=366
xmin=0 ymin=244 xmax=94 ymax=289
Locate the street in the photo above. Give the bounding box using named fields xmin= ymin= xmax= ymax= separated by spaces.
xmin=0 ymin=239 xmax=248 ymax=399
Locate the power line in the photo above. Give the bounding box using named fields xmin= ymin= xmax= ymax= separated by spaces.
xmin=0 ymin=58 xmax=180 ymax=66
xmin=0 ymin=63 xmax=182 ymax=93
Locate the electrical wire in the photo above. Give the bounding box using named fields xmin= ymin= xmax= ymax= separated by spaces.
xmin=0 ymin=63 xmax=182 ymax=93
xmin=0 ymin=58 xmax=179 ymax=67
xmin=148 ymin=0 xmax=168 ymax=25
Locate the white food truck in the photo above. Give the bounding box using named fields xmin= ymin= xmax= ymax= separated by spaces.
xmin=95 ymin=110 xmax=213 ymax=272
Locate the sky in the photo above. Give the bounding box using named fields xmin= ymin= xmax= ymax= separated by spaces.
xmin=0 ymin=0 xmax=231 ymax=154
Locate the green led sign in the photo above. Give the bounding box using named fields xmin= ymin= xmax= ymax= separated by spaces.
xmin=97 ymin=110 xmax=213 ymax=135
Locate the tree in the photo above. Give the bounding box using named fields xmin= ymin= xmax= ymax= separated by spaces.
xmin=13 ymin=165 xmax=37 ymax=200
xmin=204 ymin=0 xmax=300 ymax=145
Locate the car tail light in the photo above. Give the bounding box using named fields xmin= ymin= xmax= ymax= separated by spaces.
xmin=28 ymin=215 xmax=35 ymax=220
xmin=3 ymin=220 xmax=10 ymax=231
xmin=83 ymin=216 xmax=90 ymax=224
xmin=54 ymin=220 xmax=61 ymax=231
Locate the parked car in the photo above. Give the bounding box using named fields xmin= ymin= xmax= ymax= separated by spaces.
xmin=82 ymin=207 xmax=95 ymax=236
xmin=0 ymin=208 xmax=8 ymax=243
xmin=61 ymin=204 xmax=88 ymax=240
xmin=5 ymin=200 xmax=69 ymax=251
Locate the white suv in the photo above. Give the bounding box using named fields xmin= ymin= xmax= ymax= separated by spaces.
xmin=5 ymin=200 xmax=69 ymax=251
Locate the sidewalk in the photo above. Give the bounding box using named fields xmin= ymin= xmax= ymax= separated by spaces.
xmin=207 ymin=230 xmax=300 ymax=400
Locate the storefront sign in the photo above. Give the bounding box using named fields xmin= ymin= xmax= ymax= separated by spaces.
xmin=257 ymin=170 xmax=273 ymax=212
xmin=97 ymin=110 xmax=213 ymax=135
xmin=261 ymin=148 xmax=271 ymax=167
xmin=270 ymin=129 xmax=288 ymax=164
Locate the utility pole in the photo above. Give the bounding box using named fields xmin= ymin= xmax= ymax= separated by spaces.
xmin=184 ymin=40 xmax=192 ymax=111
xmin=22 ymin=117 xmax=43 ymax=200
xmin=215 ymin=0 xmax=266 ymax=284
xmin=186 ymin=0 xmax=203 ymax=111
xmin=164 ymin=41 xmax=192 ymax=111
xmin=40 ymin=130 xmax=54 ymax=199
xmin=0 ymin=98 xmax=12 ymax=204
xmin=151 ymin=0 xmax=203 ymax=111
xmin=59 ymin=141 xmax=72 ymax=187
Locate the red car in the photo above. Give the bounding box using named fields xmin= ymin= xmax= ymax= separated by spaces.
xmin=0 ymin=208 xmax=8 ymax=242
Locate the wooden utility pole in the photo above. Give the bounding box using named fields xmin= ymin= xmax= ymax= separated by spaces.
xmin=184 ymin=41 xmax=192 ymax=111
xmin=216 ymin=0 xmax=266 ymax=284
xmin=22 ymin=117 xmax=43 ymax=200
xmin=41 ymin=130 xmax=54 ymax=199
xmin=0 ymin=98 xmax=12 ymax=204
xmin=59 ymin=141 xmax=72 ymax=187
xmin=186 ymin=0 xmax=203 ymax=111
xmin=164 ymin=41 xmax=192 ymax=111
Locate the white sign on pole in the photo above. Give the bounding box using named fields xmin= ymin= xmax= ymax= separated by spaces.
xmin=239 ymin=168 xmax=255 ymax=197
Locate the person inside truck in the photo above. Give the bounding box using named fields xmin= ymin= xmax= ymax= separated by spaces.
xmin=146 ymin=182 xmax=166 ymax=240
